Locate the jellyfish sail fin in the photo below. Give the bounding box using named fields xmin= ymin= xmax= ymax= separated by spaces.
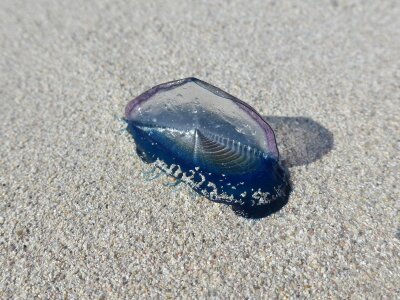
xmin=194 ymin=130 xmax=261 ymax=174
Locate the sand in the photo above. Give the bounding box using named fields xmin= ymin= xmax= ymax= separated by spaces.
xmin=1 ymin=0 xmax=399 ymax=298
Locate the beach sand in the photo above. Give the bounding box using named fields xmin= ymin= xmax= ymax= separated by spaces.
xmin=1 ymin=0 xmax=399 ymax=298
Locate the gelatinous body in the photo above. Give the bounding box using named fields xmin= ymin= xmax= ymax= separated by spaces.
xmin=125 ymin=78 xmax=290 ymax=218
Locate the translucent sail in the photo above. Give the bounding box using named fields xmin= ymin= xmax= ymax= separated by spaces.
xmin=125 ymin=78 xmax=290 ymax=218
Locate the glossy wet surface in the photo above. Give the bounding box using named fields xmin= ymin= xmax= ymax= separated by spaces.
xmin=126 ymin=78 xmax=291 ymax=218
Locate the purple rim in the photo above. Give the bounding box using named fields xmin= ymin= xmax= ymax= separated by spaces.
xmin=125 ymin=77 xmax=279 ymax=159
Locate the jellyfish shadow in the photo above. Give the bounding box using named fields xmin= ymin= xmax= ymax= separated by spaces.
xmin=263 ymin=116 xmax=334 ymax=168
xmin=233 ymin=116 xmax=333 ymax=219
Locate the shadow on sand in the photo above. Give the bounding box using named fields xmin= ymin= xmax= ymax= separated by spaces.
xmin=237 ymin=116 xmax=334 ymax=219
xmin=263 ymin=116 xmax=334 ymax=168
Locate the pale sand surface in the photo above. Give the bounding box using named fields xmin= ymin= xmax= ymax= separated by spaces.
xmin=1 ymin=0 xmax=399 ymax=298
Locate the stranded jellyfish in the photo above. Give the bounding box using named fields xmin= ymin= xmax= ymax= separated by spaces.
xmin=125 ymin=78 xmax=290 ymax=218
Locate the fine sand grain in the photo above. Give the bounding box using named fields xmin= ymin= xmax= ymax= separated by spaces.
xmin=1 ymin=0 xmax=399 ymax=298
